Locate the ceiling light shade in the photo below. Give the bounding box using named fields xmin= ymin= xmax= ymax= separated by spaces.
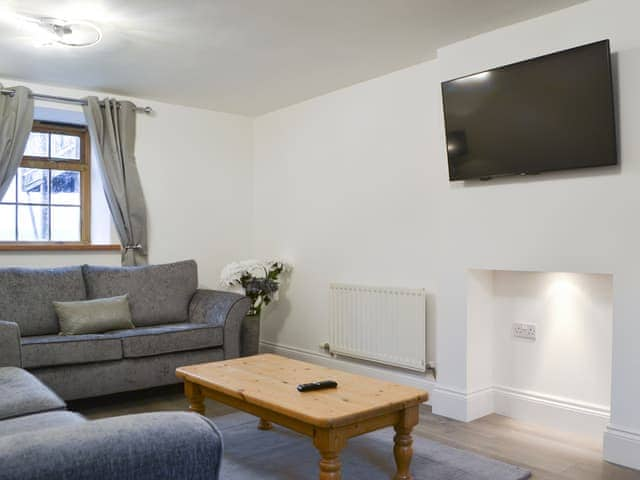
xmin=37 ymin=18 xmax=102 ymax=48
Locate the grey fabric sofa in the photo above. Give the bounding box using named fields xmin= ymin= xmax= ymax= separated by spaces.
xmin=0 ymin=366 xmax=222 ymax=480
xmin=0 ymin=260 xmax=251 ymax=400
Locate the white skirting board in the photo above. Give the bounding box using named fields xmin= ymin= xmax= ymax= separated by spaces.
xmin=409 ymin=382 xmax=610 ymax=441
xmin=431 ymin=383 xmax=610 ymax=440
xmin=492 ymin=386 xmax=610 ymax=440
xmin=604 ymin=424 xmax=640 ymax=470
xmin=259 ymin=340 xmax=435 ymax=399
xmin=261 ymin=341 xmax=610 ymax=439
xmin=430 ymin=385 xmax=494 ymax=422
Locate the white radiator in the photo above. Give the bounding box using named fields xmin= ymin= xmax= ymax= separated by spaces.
xmin=329 ymin=283 xmax=426 ymax=372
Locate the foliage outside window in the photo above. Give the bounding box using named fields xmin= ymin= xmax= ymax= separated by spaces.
xmin=0 ymin=122 xmax=90 ymax=244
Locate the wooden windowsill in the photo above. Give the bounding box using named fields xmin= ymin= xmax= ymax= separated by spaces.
xmin=0 ymin=243 xmax=121 ymax=252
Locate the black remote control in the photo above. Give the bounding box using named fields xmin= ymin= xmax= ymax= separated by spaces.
xmin=297 ymin=380 xmax=338 ymax=392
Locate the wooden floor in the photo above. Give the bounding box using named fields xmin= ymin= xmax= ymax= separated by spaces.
xmin=70 ymin=385 xmax=640 ymax=480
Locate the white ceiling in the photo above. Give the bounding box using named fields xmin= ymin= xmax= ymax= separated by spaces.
xmin=0 ymin=0 xmax=585 ymax=116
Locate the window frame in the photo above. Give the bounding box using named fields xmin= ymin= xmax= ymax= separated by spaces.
xmin=1 ymin=121 xmax=92 ymax=247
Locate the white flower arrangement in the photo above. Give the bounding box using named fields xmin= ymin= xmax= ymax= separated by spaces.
xmin=220 ymin=259 xmax=292 ymax=316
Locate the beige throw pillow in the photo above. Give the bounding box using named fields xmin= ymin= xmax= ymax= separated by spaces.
xmin=54 ymin=294 xmax=135 ymax=335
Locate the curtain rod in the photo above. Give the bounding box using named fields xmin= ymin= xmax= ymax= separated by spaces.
xmin=0 ymin=88 xmax=153 ymax=114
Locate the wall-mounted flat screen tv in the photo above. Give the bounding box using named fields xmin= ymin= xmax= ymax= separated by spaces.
xmin=441 ymin=40 xmax=617 ymax=181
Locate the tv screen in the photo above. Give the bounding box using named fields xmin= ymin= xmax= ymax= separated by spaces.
xmin=441 ymin=40 xmax=617 ymax=181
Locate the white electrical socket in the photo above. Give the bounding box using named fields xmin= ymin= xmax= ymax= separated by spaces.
xmin=512 ymin=322 xmax=536 ymax=340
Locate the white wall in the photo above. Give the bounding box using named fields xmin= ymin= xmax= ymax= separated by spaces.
xmin=466 ymin=269 xmax=495 ymax=420
xmin=0 ymin=79 xmax=254 ymax=287
xmin=253 ymin=0 xmax=640 ymax=468
xmin=253 ymin=59 xmax=443 ymax=369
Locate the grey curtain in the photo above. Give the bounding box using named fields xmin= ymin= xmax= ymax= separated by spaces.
xmin=0 ymin=85 xmax=34 ymax=200
xmin=83 ymin=97 xmax=148 ymax=265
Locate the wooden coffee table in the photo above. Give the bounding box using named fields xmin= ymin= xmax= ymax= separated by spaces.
xmin=176 ymin=354 xmax=428 ymax=480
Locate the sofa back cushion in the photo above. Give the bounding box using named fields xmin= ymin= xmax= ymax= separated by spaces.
xmin=0 ymin=266 xmax=87 ymax=336
xmin=82 ymin=260 xmax=198 ymax=327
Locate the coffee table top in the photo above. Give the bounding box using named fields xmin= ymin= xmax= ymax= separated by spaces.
xmin=176 ymin=354 xmax=428 ymax=427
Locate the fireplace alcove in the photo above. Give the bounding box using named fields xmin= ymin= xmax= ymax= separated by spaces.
xmin=467 ymin=269 xmax=613 ymax=440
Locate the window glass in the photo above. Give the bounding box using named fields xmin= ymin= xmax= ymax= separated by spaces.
xmin=17 ymin=168 xmax=49 ymax=204
xmin=51 ymin=170 xmax=81 ymax=205
xmin=0 ymin=176 xmax=16 ymax=203
xmin=17 ymin=205 xmax=49 ymax=241
xmin=51 ymin=134 xmax=81 ymax=160
xmin=51 ymin=206 xmax=81 ymax=241
xmin=24 ymin=132 xmax=49 ymax=157
xmin=0 ymin=205 xmax=15 ymax=241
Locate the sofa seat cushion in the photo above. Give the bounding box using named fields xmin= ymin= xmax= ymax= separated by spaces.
xmin=111 ymin=323 xmax=223 ymax=359
xmin=82 ymin=260 xmax=198 ymax=327
xmin=0 ymin=411 xmax=85 ymax=437
xmin=0 ymin=266 xmax=87 ymax=336
xmin=0 ymin=367 xmax=66 ymax=420
xmin=21 ymin=334 xmax=123 ymax=369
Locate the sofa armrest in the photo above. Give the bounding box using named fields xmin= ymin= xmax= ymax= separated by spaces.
xmin=189 ymin=289 xmax=251 ymax=359
xmin=0 ymin=321 xmax=21 ymax=368
xmin=0 ymin=412 xmax=223 ymax=480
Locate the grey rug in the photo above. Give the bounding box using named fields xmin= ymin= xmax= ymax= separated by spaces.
xmin=216 ymin=412 xmax=531 ymax=479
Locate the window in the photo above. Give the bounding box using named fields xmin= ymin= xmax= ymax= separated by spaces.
xmin=0 ymin=122 xmax=91 ymax=244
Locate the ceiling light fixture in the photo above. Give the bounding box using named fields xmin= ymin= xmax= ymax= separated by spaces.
xmin=8 ymin=13 xmax=102 ymax=48
xmin=36 ymin=17 xmax=102 ymax=48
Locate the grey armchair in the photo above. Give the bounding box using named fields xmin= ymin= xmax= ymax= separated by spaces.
xmin=0 ymin=412 xmax=222 ymax=480
xmin=0 ymin=367 xmax=223 ymax=480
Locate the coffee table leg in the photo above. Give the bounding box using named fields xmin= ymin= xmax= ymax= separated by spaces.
xmin=314 ymin=428 xmax=345 ymax=480
xmin=258 ymin=418 xmax=273 ymax=430
xmin=393 ymin=406 xmax=419 ymax=480
xmin=184 ymin=381 xmax=206 ymax=415
xmin=318 ymin=450 xmax=341 ymax=480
